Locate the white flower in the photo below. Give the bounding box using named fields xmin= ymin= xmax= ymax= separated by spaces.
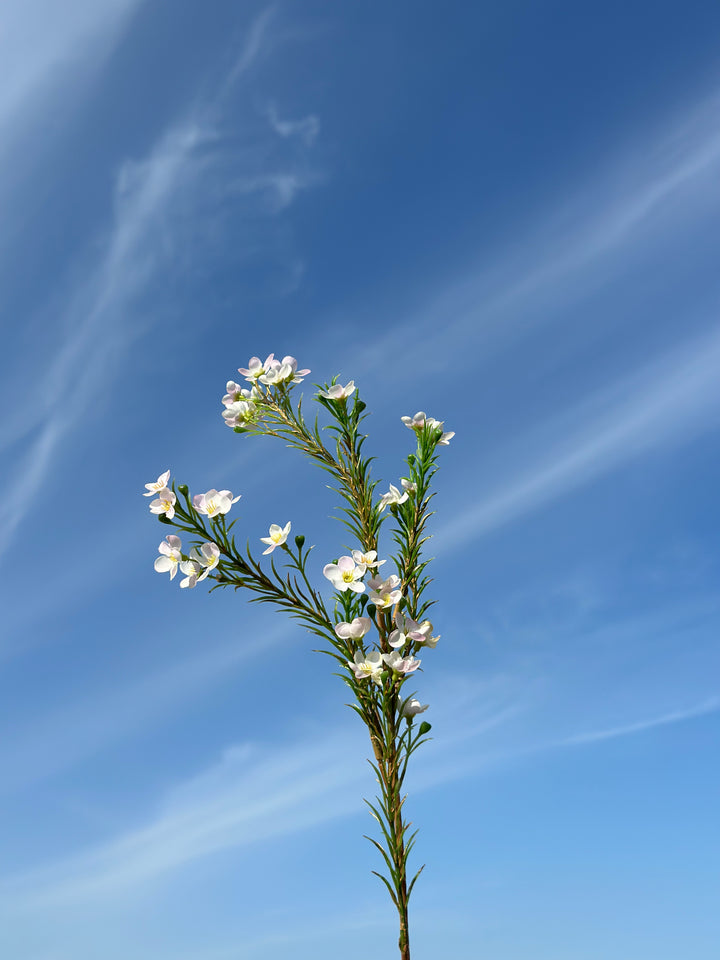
xmin=320 ymin=380 xmax=356 ymax=400
xmin=349 ymin=649 xmax=384 ymax=683
xmin=238 ymin=354 xmax=276 ymax=382
xmin=179 ymin=559 xmax=200 ymax=589
xmin=192 ymin=489 xmax=241 ymax=518
xmin=401 ymin=412 xmax=453 ymax=444
xmin=260 ymin=521 xmax=291 ymax=554
xmin=188 ymin=542 xmax=220 ymax=581
xmin=277 ymin=355 xmax=310 ymax=384
xmin=388 ymin=629 xmax=409 ymax=649
xmin=258 ymin=361 xmax=285 ymax=386
xmin=400 ymin=478 xmax=416 ymax=494
xmin=154 ymin=535 xmax=182 ymax=579
xmin=222 ymin=381 xmax=258 ymax=407
xmin=402 ymin=698 xmax=429 ymax=718
xmin=149 ymin=487 xmax=176 ymax=520
xmin=239 ymin=354 xmax=309 ymax=386
xmin=351 ymin=549 xmax=385 ymax=569
xmin=382 ymin=650 xmax=421 ymax=674
xmin=394 ymin=613 xmax=440 ymax=648
xmin=222 ymin=399 xmax=257 ymax=429
xmin=323 ymin=555 xmax=366 ymax=593
xmin=401 ymin=411 xmax=429 ymax=430
xmin=368 ymin=574 xmax=403 ymax=609
xmin=378 ymin=483 xmax=409 ymax=512
xmin=144 ymin=470 xmax=171 ymax=496
xmin=334 ymin=617 xmax=373 ymax=640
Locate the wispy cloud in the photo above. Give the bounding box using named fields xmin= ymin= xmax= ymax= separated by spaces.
xmin=0 ymin=118 xmax=210 ymax=557
xmin=560 ymin=696 xmax=720 ymax=746
xmin=0 ymin=674 xmax=517 ymax=909
xmin=0 ymin=0 xmax=143 ymax=145
xmin=0 ymin=627 xmax=289 ymax=796
xmin=266 ymin=102 xmax=320 ymax=146
xmin=436 ymin=323 xmax=720 ymax=545
xmin=0 ymin=6 xmax=319 ymax=563
xmin=347 ymin=88 xmax=720 ymax=381
xmin=1 ymin=657 xmax=715 ymax=913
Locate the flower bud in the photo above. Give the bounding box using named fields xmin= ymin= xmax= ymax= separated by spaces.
xmin=294 ymin=534 xmax=305 ymax=549
xmin=177 ymin=484 xmax=189 ymax=496
xmin=418 ymin=721 xmax=432 ymax=736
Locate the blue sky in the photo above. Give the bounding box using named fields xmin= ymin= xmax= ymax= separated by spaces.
xmin=1 ymin=1 xmax=719 ymax=957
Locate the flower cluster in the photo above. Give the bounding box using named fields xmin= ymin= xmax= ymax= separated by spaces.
xmin=221 ymin=382 xmax=261 ymax=430
xmin=238 ymin=353 xmax=310 ymax=386
xmin=348 ymin=648 xmax=421 ymax=683
xmin=153 ymin=535 xmax=220 ymax=589
xmin=367 ymin=573 xmax=403 ymax=609
xmin=144 ymin=351 xmax=452 ymax=949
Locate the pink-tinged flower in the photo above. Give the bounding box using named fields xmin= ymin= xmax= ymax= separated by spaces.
xmin=222 ymin=399 xmax=256 ymax=429
xmin=154 ymin=535 xmax=182 ymax=579
xmin=387 ymin=628 xmax=409 ymax=649
xmin=400 ymin=478 xmax=417 ymax=495
xmin=368 ymin=574 xmax=403 ymax=609
xmin=222 ymin=381 xmax=256 ymax=407
xmin=323 ymin=555 xmax=366 ymax=593
xmin=351 ymin=549 xmax=385 ymax=569
xmin=258 ymin=355 xmax=310 ymax=387
xmin=188 ymin=542 xmax=220 ymax=581
xmin=382 ymin=650 xmax=421 ymax=674
xmin=260 ymin=521 xmax=291 ymax=554
xmin=278 ymin=355 xmax=310 ymax=384
xmin=144 ymin=470 xmax=171 ymax=496
xmin=378 ymin=484 xmax=409 ymax=512
xmin=149 ymin=487 xmax=176 ymax=520
xmin=192 ymin=489 xmax=241 ymax=518
xmin=400 ymin=412 xmax=451 ymax=443
xmin=320 ymin=380 xmax=356 ymax=400
xmin=402 ymin=698 xmax=429 ymax=718
xmin=334 ymin=617 xmax=373 ymax=640
xmin=401 ymin=411 xmax=429 ymax=430
xmin=349 ymin=650 xmax=384 ymax=683
xmin=179 ymin=559 xmax=200 ymax=589
xmin=394 ymin=613 xmax=439 ymax=647
xmin=238 ymin=354 xmax=276 ymax=382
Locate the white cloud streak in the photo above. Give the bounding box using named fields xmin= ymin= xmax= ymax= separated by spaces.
xmin=0 ymin=627 xmax=289 ymax=795
xmin=3 ymin=673 xmax=713 ymax=912
xmin=0 ymin=0 xmax=143 ymax=147
xmin=0 ymin=674 xmax=516 ymax=910
xmin=348 ymin=89 xmax=720 ymax=381
xmin=436 ymin=323 xmax=720 ymax=545
xmin=0 ymin=6 xmax=314 ymax=563
xmin=560 ymin=696 xmax=720 ymax=746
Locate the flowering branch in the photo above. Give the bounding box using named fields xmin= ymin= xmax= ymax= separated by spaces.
xmin=144 ymin=354 xmax=453 ymax=960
